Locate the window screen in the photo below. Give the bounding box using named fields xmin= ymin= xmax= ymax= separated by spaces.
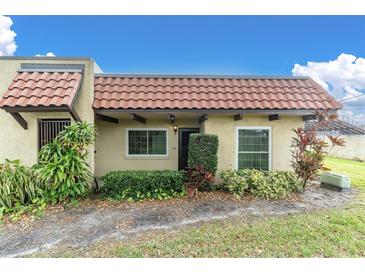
xmin=128 ymin=129 xmax=167 ymax=155
xmin=38 ymin=119 xmax=71 ymax=150
xmin=237 ymin=128 xmax=270 ymax=170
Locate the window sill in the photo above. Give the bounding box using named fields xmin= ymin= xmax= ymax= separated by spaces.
xmin=125 ymin=155 xmax=169 ymax=160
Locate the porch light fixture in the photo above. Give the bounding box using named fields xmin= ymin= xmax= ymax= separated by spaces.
xmin=169 ymin=114 xmax=175 ymax=124
xmin=173 ymin=125 xmax=178 ymax=134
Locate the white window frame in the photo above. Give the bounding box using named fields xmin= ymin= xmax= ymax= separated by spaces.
xmin=235 ymin=126 xmax=272 ymax=170
xmin=126 ymin=128 xmax=169 ymax=157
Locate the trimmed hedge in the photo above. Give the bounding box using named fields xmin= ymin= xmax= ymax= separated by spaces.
xmin=99 ymin=170 xmax=185 ymax=201
xmin=187 ymin=134 xmax=218 ymax=174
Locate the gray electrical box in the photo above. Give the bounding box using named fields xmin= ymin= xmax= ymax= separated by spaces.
xmin=320 ymin=172 xmax=351 ymax=191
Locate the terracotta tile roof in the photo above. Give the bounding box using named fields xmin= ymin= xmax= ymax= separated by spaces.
xmin=0 ymin=71 xmax=83 ymax=109
xmin=93 ymin=75 xmax=342 ymax=110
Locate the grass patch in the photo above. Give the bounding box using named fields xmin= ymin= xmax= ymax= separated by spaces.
xmin=39 ymin=205 xmax=365 ymax=258
xmin=324 ymin=156 xmax=365 ymax=190
xmin=108 ymin=208 xmax=365 ymax=258
xmin=34 ymin=157 xmax=365 ymax=258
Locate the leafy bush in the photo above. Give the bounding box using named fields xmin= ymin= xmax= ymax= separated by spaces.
xmin=249 ymin=170 xmax=303 ymax=200
xmin=291 ymin=110 xmax=345 ymax=188
xmin=100 ymin=170 xmax=185 ymax=201
xmin=220 ymin=169 xmax=303 ymax=200
xmin=0 ymin=159 xmax=43 ymax=210
xmin=188 ymin=134 xmax=218 ymax=175
xmin=33 ymin=122 xmax=95 ymax=203
xmin=220 ymin=169 xmax=250 ymax=198
xmin=184 ymin=165 xmax=214 ymax=198
xmin=0 ymin=123 xmax=95 ymax=220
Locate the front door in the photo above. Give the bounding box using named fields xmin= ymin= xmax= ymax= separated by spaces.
xmin=178 ymin=128 xmax=200 ymax=170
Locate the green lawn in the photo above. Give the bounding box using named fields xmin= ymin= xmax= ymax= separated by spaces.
xmin=40 ymin=157 xmax=365 ymax=258
xmin=324 ymin=156 xmax=365 ymax=190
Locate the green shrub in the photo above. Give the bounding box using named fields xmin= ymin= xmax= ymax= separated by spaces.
xmin=33 ymin=122 xmax=95 ymax=203
xmin=100 ymin=170 xmax=185 ymax=201
xmin=0 ymin=159 xmax=43 ymax=210
xmin=0 ymin=123 xmax=95 ymax=219
xmin=187 ymin=134 xmax=218 ymax=175
xmin=249 ymin=170 xmax=303 ymax=200
xmin=220 ymin=169 xmax=250 ymax=198
xmin=220 ymin=169 xmax=303 ymax=200
xmin=184 ymin=165 xmax=215 ymax=198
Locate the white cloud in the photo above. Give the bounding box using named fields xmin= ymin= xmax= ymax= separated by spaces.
xmin=0 ymin=16 xmax=55 ymax=58
xmin=339 ymin=110 xmax=365 ymax=126
xmin=35 ymin=52 xmax=56 ymax=57
xmin=0 ymin=15 xmax=17 ymax=56
xmin=292 ymin=53 xmax=365 ymax=124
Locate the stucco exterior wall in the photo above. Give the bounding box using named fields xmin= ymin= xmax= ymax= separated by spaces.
xmin=95 ymin=114 xmax=303 ymax=176
xmin=0 ymin=58 xmax=95 ymax=172
xmin=203 ymin=115 xmax=303 ymax=172
xmin=327 ymin=135 xmax=365 ymax=161
xmin=94 ymin=119 xmax=200 ymax=177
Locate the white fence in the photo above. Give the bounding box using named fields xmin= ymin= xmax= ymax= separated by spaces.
xmin=328 ymin=135 xmax=365 ymax=161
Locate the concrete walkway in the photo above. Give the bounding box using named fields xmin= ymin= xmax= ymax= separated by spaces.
xmin=0 ymin=184 xmax=356 ymax=257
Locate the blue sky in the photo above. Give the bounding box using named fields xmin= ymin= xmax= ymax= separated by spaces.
xmin=2 ymin=16 xmax=365 ymax=123
xmin=9 ymin=16 xmax=364 ymax=74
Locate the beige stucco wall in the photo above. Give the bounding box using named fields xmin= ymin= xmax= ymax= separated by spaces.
xmin=95 ymin=114 xmax=303 ymax=177
xmin=327 ymin=135 xmax=365 ymax=161
xmin=94 ymin=119 xmax=200 ymax=177
xmin=203 ymin=115 xmax=303 ymax=172
xmin=0 ymin=58 xmax=95 ymax=172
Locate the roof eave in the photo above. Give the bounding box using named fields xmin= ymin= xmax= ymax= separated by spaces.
xmin=94 ymin=108 xmax=340 ymax=115
xmin=1 ymin=106 xmax=71 ymax=112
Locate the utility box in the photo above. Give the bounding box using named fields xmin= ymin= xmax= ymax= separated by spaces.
xmin=320 ymin=173 xmax=351 ymax=191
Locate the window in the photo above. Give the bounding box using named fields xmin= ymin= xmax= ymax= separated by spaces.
xmin=236 ymin=126 xmax=271 ymax=170
xmin=38 ymin=119 xmax=71 ymax=150
xmin=127 ymin=129 xmax=167 ymax=156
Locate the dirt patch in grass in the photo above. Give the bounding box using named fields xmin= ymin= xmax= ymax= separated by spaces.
xmin=0 ymin=182 xmax=357 ymax=257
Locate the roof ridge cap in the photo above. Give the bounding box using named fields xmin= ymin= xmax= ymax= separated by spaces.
xmin=19 ymin=63 xmax=85 ymax=73
xmin=94 ymin=73 xmax=310 ymax=80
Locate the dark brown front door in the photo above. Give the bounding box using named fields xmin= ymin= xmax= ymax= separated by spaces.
xmin=178 ymin=128 xmax=200 ymax=170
